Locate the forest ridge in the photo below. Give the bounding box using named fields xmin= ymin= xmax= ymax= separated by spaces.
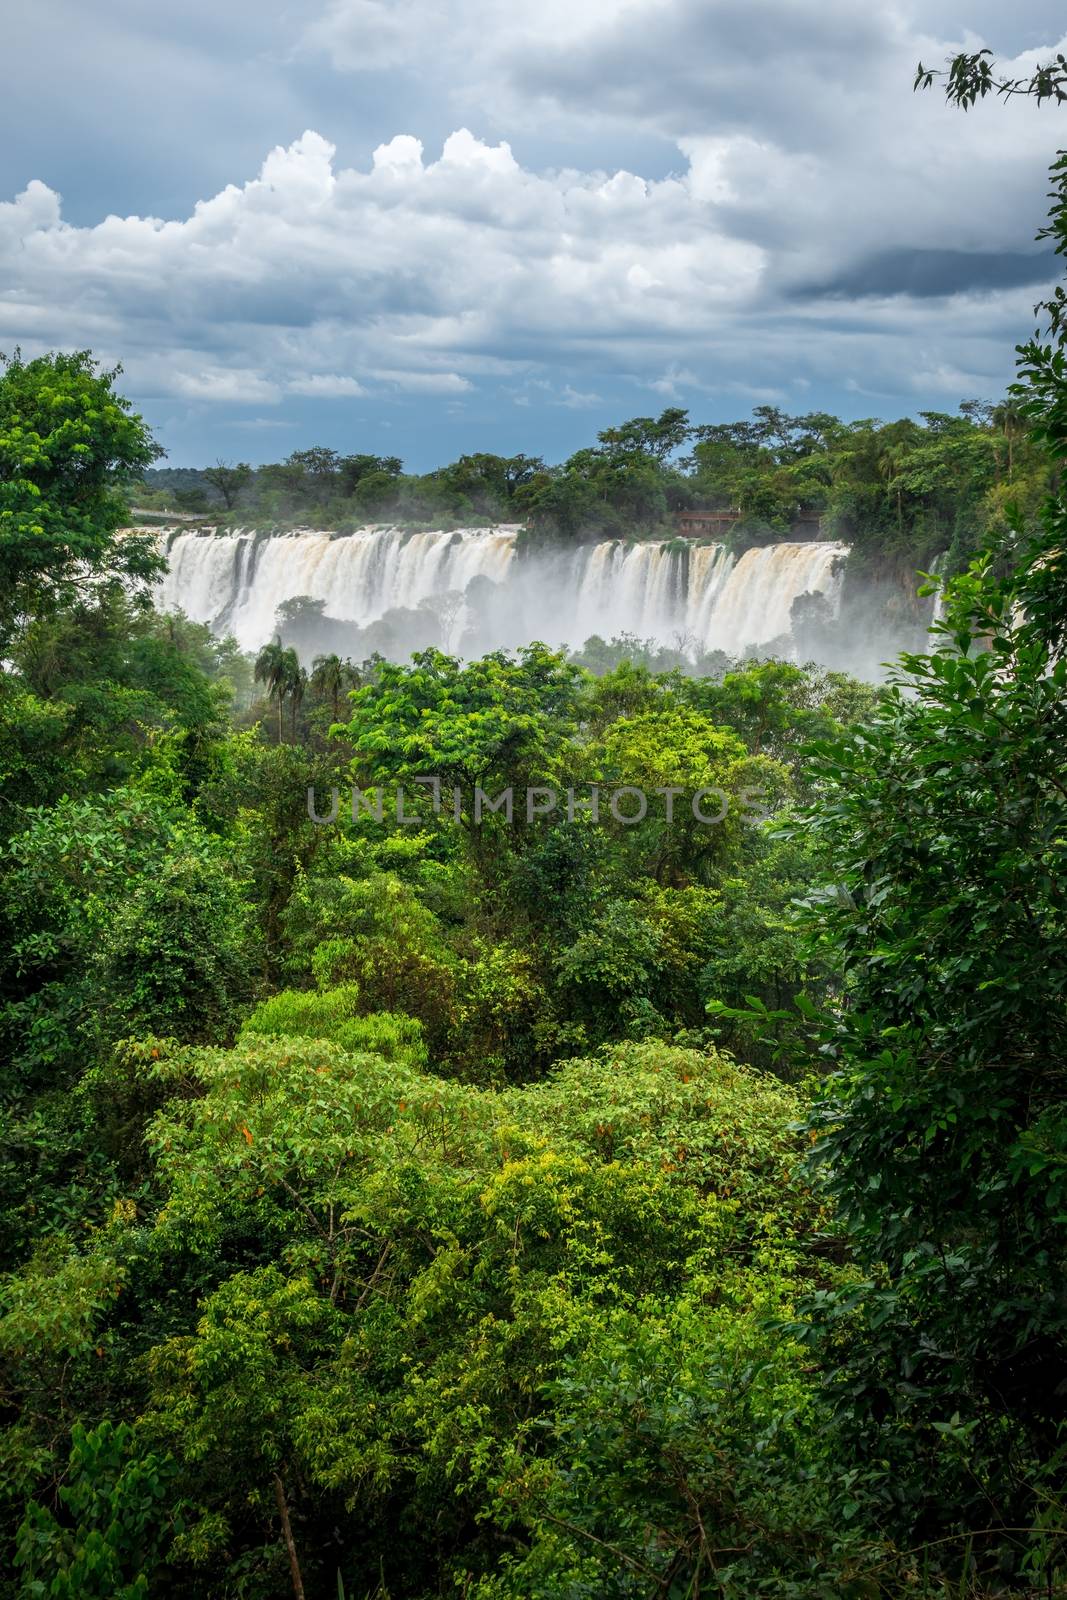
xmin=140 ymin=399 xmax=1047 ymax=579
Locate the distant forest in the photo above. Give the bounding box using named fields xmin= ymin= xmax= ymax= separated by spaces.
xmin=139 ymin=400 xmax=1051 ymax=575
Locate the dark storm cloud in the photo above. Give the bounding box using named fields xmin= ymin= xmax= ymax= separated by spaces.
xmin=795 ymin=247 xmax=1061 ymax=300
xmin=509 ymin=0 xmax=893 ymax=142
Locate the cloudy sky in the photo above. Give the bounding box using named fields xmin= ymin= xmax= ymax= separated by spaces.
xmin=2 ymin=1 xmax=1065 ymax=468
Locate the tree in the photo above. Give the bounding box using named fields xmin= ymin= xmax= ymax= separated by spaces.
xmin=991 ymin=397 xmax=1026 ymax=476
xmin=285 ymin=650 xmax=307 ymax=742
xmin=201 ymin=459 xmax=252 ymax=511
xmin=255 ymin=639 xmax=290 ymax=743
xmin=100 ymin=1031 xmax=832 ymax=1597
xmin=90 ymin=852 xmax=256 ymax=1044
xmin=0 ymin=350 xmax=162 ymax=649
xmin=15 ymin=1422 xmax=179 ymax=1599
xmin=591 ymin=708 xmax=781 ymax=885
xmin=435 ymin=453 xmax=544 ymax=516
xmin=257 ymin=447 xmax=343 ymax=512
xmin=287 ymin=446 xmax=341 ymax=482
xmin=0 ymin=785 xmax=206 ymax=1089
xmin=598 ymin=406 xmax=690 ymax=462
xmin=417 ymin=588 xmax=465 ymax=651
xmin=684 ymin=660 xmax=816 ymax=758
xmin=342 ymin=644 xmax=583 ymax=819
xmin=757 ymin=60 xmax=1067 ymax=1578
xmin=338 ymin=452 xmax=403 ymax=497
xmin=787 ymin=536 xmax=1067 ymax=1574
xmin=309 ymin=652 xmax=350 ymax=722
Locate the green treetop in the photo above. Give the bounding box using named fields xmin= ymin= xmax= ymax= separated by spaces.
xmin=0 ymin=350 xmax=162 ymax=648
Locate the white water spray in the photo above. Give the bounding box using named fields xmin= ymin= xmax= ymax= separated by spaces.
xmin=703 ymin=542 xmax=848 ymax=655
xmin=154 ymin=526 xmax=848 ymax=659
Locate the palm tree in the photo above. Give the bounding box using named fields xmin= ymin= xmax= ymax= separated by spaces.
xmin=991 ymin=399 xmax=1026 ymax=478
xmin=876 ymin=422 xmax=920 ymax=535
xmin=310 ymin=653 xmax=345 ymax=721
xmin=283 ymin=648 xmax=306 ymax=743
xmin=254 ymin=639 xmax=288 ymax=742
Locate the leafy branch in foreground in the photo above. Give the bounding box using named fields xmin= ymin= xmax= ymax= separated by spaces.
xmin=915 ymin=48 xmax=1067 ymax=108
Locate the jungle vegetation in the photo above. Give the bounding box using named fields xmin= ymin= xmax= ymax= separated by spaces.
xmin=0 ymin=41 xmax=1065 ymax=1600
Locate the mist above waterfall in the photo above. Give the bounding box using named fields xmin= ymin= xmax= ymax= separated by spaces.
xmin=155 ymin=524 xmax=858 ymax=670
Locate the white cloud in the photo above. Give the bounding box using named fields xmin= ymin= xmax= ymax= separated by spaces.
xmin=304 ymin=0 xmax=450 ymax=71
xmin=288 ymin=373 xmax=367 ymax=396
xmin=0 ymin=127 xmax=772 ymax=407
xmin=232 ymin=416 xmax=296 ymax=429
xmin=298 ymin=0 xmax=1065 ymax=316
xmin=373 ymin=371 xmax=474 ymax=394
xmin=303 ymin=0 xmax=625 ymax=82
xmin=169 ymin=367 xmax=282 ymax=403
xmin=3 ymin=0 xmax=1065 ymax=477
xmin=4 ymin=0 xmax=1066 ymax=450
xmin=557 ymin=384 xmax=602 ymax=408
xmin=648 ymin=364 xmax=701 ymax=396
xmin=0 ymin=179 xmax=62 ymax=239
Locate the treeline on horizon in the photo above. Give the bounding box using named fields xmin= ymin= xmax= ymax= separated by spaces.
xmin=139 ymin=396 xmax=1052 ymax=574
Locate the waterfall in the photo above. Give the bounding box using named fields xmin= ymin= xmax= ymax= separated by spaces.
xmin=568 ymin=541 xmax=687 ymax=643
xmin=686 ymin=544 xmax=734 ymax=641
xmin=928 ymin=551 xmax=948 ymax=626
xmin=153 ymin=525 xmax=848 ymax=660
xmin=157 ymin=525 xmax=519 ymax=651
xmin=156 ymin=529 xmax=252 ymax=627
xmin=701 ymin=541 xmax=847 ymax=654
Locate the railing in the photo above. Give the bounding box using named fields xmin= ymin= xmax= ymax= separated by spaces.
xmin=673 ymin=510 xmax=824 ymax=540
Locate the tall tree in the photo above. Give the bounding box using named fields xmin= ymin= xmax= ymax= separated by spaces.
xmin=254 ymin=639 xmax=289 ymax=743
xmin=775 ymin=49 xmax=1067 ymax=1577
xmin=0 ymin=350 xmax=162 ymax=649
xmin=285 ymin=650 xmax=307 ymax=743
xmin=309 ymin=652 xmax=348 ymax=722
xmin=991 ymin=397 xmax=1026 ymax=476
xmin=202 ymin=459 xmax=252 ymax=511
xmin=597 ymin=407 xmax=690 ymax=463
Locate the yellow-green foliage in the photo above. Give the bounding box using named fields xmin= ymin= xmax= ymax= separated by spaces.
xmin=0 ymin=1244 xmax=125 ymax=1361
xmin=86 ymin=1031 xmax=844 ymax=1594
xmin=240 ymin=984 xmax=427 ymax=1066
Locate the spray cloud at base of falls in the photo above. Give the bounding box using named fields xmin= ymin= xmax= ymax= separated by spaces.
xmin=154 ymin=524 xmax=850 ymax=664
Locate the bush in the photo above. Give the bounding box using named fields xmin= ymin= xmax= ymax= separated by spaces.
xmin=241 ymin=984 xmax=427 ymax=1066
xmin=91 ymin=853 xmax=258 ymax=1045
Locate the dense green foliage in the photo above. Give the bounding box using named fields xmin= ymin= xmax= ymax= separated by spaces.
xmin=0 ymin=357 xmax=885 ymax=1600
xmin=3 ymin=54 xmax=1067 ymax=1594
xmin=0 ymin=351 xmax=162 ymax=650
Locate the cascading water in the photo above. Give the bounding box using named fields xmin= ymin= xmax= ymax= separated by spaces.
xmin=702 ymin=541 xmax=848 ymax=655
xmin=568 ymin=541 xmax=688 ymax=643
xmin=686 ymin=544 xmax=736 ymax=641
xmin=153 ymin=525 xmax=848 ymax=659
xmin=928 ymin=551 xmax=948 ymax=626
xmin=157 ymin=526 xmax=519 ymax=649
